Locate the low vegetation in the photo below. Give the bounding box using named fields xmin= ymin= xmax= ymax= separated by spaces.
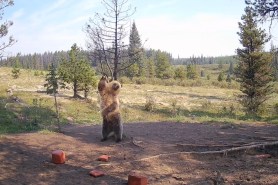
xmin=0 ymin=67 xmax=277 ymax=135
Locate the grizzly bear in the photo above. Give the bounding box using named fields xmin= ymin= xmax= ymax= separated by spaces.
xmin=98 ymin=76 xmax=123 ymax=142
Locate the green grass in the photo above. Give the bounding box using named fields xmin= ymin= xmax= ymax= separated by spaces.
xmin=0 ymin=66 xmax=278 ymax=134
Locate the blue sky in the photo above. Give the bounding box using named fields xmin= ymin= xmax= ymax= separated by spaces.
xmin=3 ymin=0 xmax=278 ymax=58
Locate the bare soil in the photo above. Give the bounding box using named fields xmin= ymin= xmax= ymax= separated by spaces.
xmin=1 ymin=122 xmax=278 ymax=185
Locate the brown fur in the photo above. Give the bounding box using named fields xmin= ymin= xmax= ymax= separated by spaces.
xmin=98 ymin=76 xmax=123 ymax=142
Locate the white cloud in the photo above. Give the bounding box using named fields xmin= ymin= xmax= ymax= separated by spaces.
xmin=136 ymin=13 xmax=240 ymax=57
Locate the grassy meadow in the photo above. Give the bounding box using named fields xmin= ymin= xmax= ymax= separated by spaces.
xmin=0 ymin=66 xmax=278 ymax=134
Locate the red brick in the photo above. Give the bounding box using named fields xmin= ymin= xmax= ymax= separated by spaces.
xmin=52 ymin=150 xmax=65 ymax=164
xmin=98 ymin=155 xmax=111 ymax=162
xmin=89 ymin=170 xmax=105 ymax=177
xmin=128 ymin=173 xmax=148 ymax=185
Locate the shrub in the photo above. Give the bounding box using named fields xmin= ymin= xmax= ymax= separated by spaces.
xmin=163 ymin=79 xmax=176 ymax=86
xmin=218 ymin=71 xmax=224 ymax=81
xmin=222 ymin=104 xmax=236 ymax=116
xmin=119 ymin=76 xmax=131 ymax=84
xmin=144 ymin=95 xmax=156 ymax=112
xmin=170 ymin=98 xmax=181 ymax=116
xmin=201 ymin=100 xmax=213 ymax=110
xmin=134 ymin=77 xmax=147 ymax=85
xmin=207 ymin=74 xmax=211 ymax=80
xmin=257 ymin=104 xmax=269 ymax=117
xmin=34 ymin=70 xmax=40 ymax=76
xmin=11 ymin=67 xmax=20 ymax=79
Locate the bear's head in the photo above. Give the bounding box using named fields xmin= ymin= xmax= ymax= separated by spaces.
xmin=98 ymin=76 xmax=121 ymax=96
xmin=107 ymin=80 xmax=121 ymax=96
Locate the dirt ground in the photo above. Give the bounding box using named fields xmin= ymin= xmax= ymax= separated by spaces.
xmin=1 ymin=122 xmax=278 ymax=185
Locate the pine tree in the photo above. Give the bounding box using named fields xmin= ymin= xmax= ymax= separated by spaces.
xmin=128 ymin=21 xmax=144 ymax=76
xmin=186 ymin=64 xmax=198 ymax=79
xmin=44 ymin=63 xmax=62 ymax=132
xmin=174 ymin=66 xmax=186 ymax=79
xmin=155 ymin=51 xmax=172 ymax=79
xmin=236 ymin=7 xmax=273 ymax=115
xmin=11 ymin=55 xmax=20 ymax=79
xmin=246 ymin=0 xmax=278 ymax=23
xmin=125 ymin=63 xmax=139 ymax=79
xmin=80 ymin=62 xmax=97 ymax=99
xmin=218 ymin=71 xmax=224 ymax=82
xmin=146 ymin=58 xmax=156 ymax=78
xmin=58 ymin=44 xmax=97 ymax=98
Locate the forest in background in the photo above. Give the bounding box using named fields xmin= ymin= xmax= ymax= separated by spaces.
xmin=0 ymin=49 xmax=236 ymax=70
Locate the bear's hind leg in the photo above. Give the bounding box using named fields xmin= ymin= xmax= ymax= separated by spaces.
xmin=113 ymin=117 xmax=123 ymax=143
xmin=101 ymin=118 xmax=110 ymax=142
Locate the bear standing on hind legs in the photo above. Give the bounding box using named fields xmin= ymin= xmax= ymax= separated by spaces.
xmin=98 ymin=76 xmax=123 ymax=142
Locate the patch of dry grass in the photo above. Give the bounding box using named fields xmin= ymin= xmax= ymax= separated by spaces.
xmin=120 ymin=84 xmax=239 ymax=110
xmin=0 ymin=67 xmax=278 ymax=134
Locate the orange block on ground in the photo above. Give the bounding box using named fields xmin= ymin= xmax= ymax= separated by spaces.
xmin=52 ymin=150 xmax=66 ymax=164
xmin=128 ymin=173 xmax=148 ymax=185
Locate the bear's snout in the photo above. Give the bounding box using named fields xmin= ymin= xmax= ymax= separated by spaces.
xmin=112 ymin=83 xmax=120 ymax=90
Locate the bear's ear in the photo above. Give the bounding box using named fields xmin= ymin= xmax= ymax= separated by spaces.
xmin=98 ymin=76 xmax=108 ymax=92
xmin=100 ymin=75 xmax=108 ymax=82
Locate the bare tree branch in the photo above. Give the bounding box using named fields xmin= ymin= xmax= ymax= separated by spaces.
xmin=0 ymin=0 xmax=16 ymax=56
xmin=85 ymin=0 xmax=135 ymax=80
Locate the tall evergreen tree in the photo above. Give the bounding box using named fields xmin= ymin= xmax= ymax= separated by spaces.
xmin=58 ymin=44 xmax=96 ymax=98
xmin=155 ymin=51 xmax=172 ymax=79
xmin=236 ymin=7 xmax=273 ymax=115
xmin=44 ymin=63 xmax=62 ymax=132
xmin=11 ymin=54 xmax=20 ymax=79
xmin=146 ymin=58 xmax=156 ymax=78
xmin=80 ymin=63 xmax=97 ymax=99
xmin=125 ymin=63 xmax=139 ymax=79
xmin=127 ymin=21 xmax=144 ymax=77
